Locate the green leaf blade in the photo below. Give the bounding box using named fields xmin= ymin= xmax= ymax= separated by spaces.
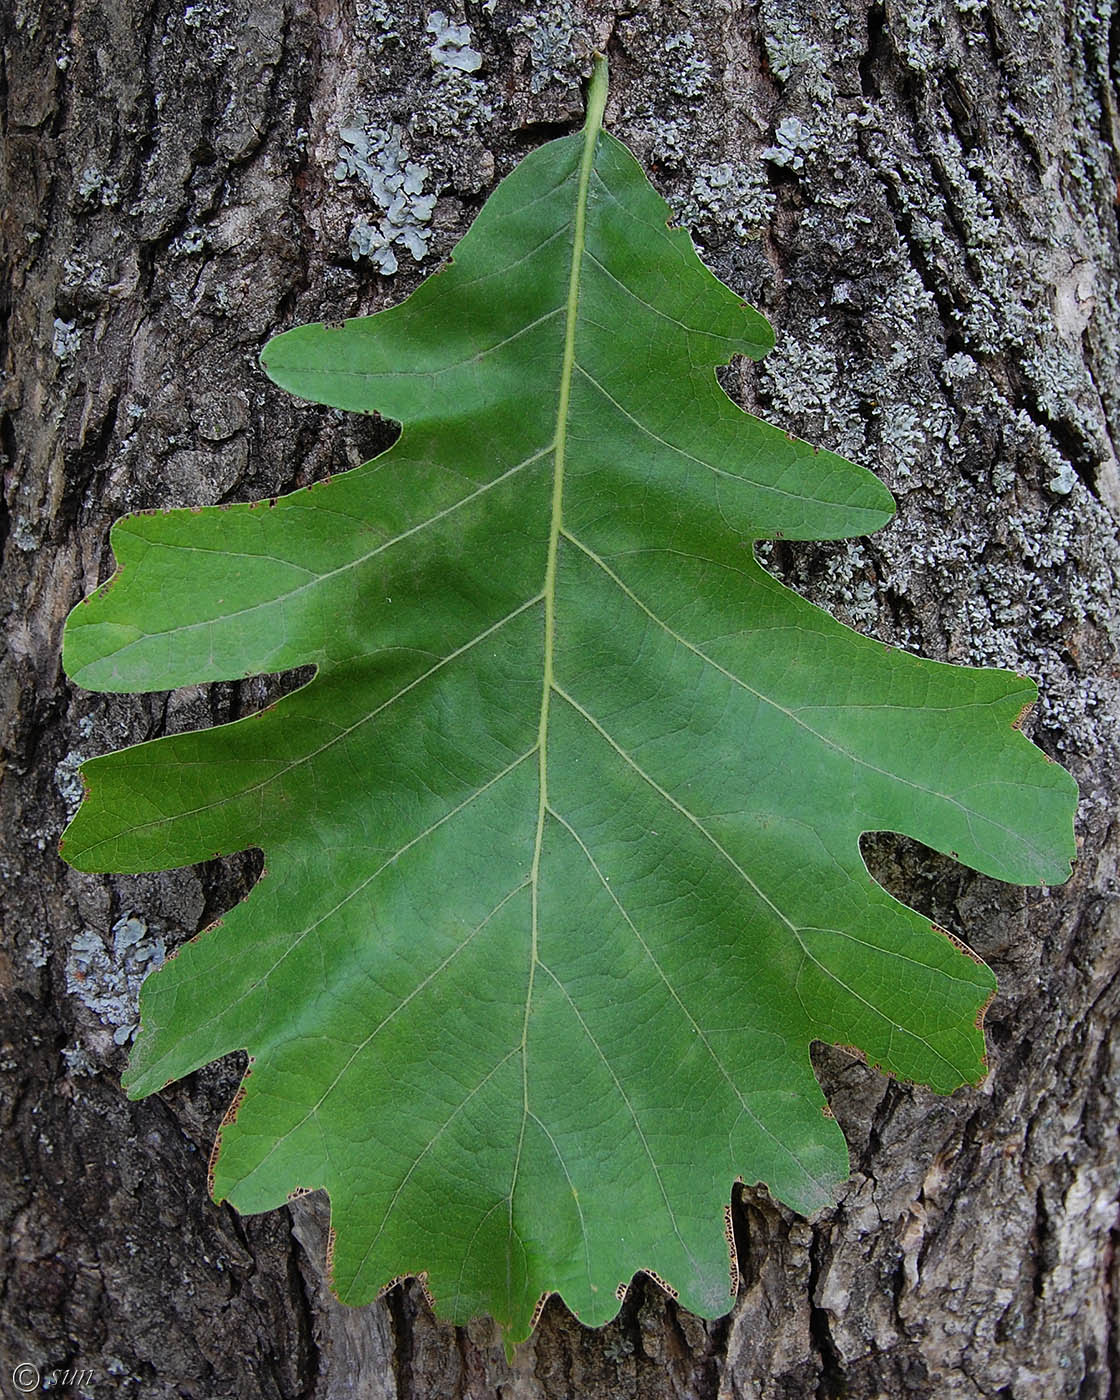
xmin=62 ymin=57 xmax=1076 ymax=1345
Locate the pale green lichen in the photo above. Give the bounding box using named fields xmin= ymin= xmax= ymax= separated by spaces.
xmin=621 ymin=44 xmax=712 ymax=170
xmin=672 ymin=161 xmax=776 ymax=244
xmin=409 ymin=64 xmax=493 ymax=146
xmin=61 ymin=1044 xmax=98 ymax=1077
xmin=427 ymin=9 xmax=482 ymax=72
xmin=760 ymin=318 xmax=862 ymax=440
xmin=400 ymin=11 xmax=493 ymax=185
xmin=355 ymin=0 xmax=399 ymax=44
xmin=171 ymin=226 xmax=207 ymax=256
xmin=509 ymin=5 xmax=589 ymax=92
xmin=661 ymin=32 xmax=711 ymax=103
xmin=335 ymin=124 xmax=437 ymax=273
xmin=879 ymin=401 xmax=958 ymax=482
xmin=66 ymin=916 xmax=167 ymax=1045
xmin=52 ymin=318 xmax=81 ymax=363
xmin=55 ymin=749 xmax=87 ymax=819
xmin=766 ymin=29 xmax=824 ymax=83
xmin=762 ymin=116 xmax=817 ymax=171
xmin=76 ymin=160 xmax=121 ymax=206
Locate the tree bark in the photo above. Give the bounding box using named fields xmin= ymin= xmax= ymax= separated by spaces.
xmin=2 ymin=0 xmax=1118 ymax=1396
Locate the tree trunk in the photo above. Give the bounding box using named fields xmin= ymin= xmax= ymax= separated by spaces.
xmin=3 ymin=0 xmax=1118 ymax=1395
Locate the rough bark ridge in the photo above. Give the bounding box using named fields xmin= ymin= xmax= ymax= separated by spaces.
xmin=2 ymin=0 xmax=1117 ymax=1396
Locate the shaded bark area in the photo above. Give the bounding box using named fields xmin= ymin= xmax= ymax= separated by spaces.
xmin=1 ymin=0 xmax=1117 ymax=1396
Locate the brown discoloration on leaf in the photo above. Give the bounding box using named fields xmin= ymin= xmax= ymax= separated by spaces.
xmin=931 ymin=922 xmax=985 ymax=964
xmin=723 ymin=1203 xmax=739 ymax=1296
xmin=207 ymin=1133 xmax=223 ymax=1199
xmin=642 ymin=1269 xmax=679 ymax=1300
xmin=166 ymin=918 xmax=222 ymax=964
xmin=209 ymin=1059 xmax=255 ymax=1196
xmin=974 ymin=986 xmax=997 ymax=1039
xmin=325 ymin=1225 xmax=337 ymax=1280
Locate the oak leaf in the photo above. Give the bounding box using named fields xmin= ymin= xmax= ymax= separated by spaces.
xmin=62 ymin=58 xmax=1076 ymax=1344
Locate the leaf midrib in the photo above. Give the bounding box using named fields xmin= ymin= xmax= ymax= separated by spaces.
xmin=507 ymin=65 xmax=610 ymax=1285
xmin=525 ymin=66 xmax=609 ymax=1063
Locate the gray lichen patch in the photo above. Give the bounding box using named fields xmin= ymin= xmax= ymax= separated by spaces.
xmin=508 ymin=4 xmax=593 ymax=100
xmin=60 ymin=1042 xmax=99 ymax=1077
xmin=335 ymin=124 xmax=437 ymax=273
xmin=760 ymin=317 xmax=864 ymax=447
xmin=66 ymin=914 xmax=166 ymax=1045
xmin=54 ymin=749 xmax=87 ymax=821
xmin=765 ymin=26 xmax=830 ymax=92
xmin=325 ymin=8 xmax=502 ymax=270
xmin=670 ymin=162 xmax=776 ymax=246
xmin=354 ymin=0 xmax=403 ymax=46
xmin=170 ymin=225 xmax=208 ymax=257
xmin=407 ymin=60 xmax=494 ymax=159
xmin=614 ymin=21 xmax=719 ymax=172
xmin=51 ymin=317 xmax=82 ymax=364
xmin=75 ymin=158 xmax=122 ymax=207
xmin=762 ymin=115 xmax=816 ymax=171
xmin=356 ymin=0 xmax=401 ymax=45
xmin=659 ymin=31 xmax=712 ymax=104
xmin=426 ymin=9 xmax=482 ymax=72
